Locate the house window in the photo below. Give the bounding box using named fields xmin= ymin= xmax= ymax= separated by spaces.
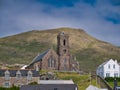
xmin=5 ymin=70 xmax=10 ymax=80
xmin=16 ymin=70 xmax=21 ymax=80
xmin=106 ymin=73 xmax=110 ymax=77
xmin=54 ymin=88 xmax=58 ymax=90
xmin=113 ymin=64 xmax=115 ymax=69
xmin=114 ymin=73 xmax=118 ymax=77
xmin=27 ymin=71 xmax=32 ymax=81
xmin=4 ymin=81 xmax=10 ymax=88
xmin=108 ymin=64 xmax=110 ymax=69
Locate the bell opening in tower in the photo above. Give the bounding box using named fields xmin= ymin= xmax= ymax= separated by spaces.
xmin=63 ymin=39 xmax=66 ymax=46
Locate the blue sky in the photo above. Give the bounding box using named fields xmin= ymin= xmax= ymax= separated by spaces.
xmin=0 ymin=0 xmax=120 ymax=46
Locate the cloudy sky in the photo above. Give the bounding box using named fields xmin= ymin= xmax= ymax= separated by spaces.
xmin=0 ymin=0 xmax=120 ymax=46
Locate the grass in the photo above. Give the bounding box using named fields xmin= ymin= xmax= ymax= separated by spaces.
xmin=56 ymin=72 xmax=98 ymax=90
xmin=105 ymin=77 xmax=120 ymax=88
xmin=0 ymin=27 xmax=120 ymax=71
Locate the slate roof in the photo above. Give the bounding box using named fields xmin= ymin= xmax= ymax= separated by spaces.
xmin=0 ymin=69 xmax=39 ymax=77
xmin=29 ymin=49 xmax=50 ymax=65
xmin=20 ymin=84 xmax=78 ymax=90
xmin=98 ymin=59 xmax=114 ymax=68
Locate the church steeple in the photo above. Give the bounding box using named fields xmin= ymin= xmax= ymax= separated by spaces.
xmin=57 ymin=32 xmax=70 ymax=71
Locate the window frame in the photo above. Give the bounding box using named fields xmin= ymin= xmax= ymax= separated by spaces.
xmin=4 ymin=81 xmax=10 ymax=88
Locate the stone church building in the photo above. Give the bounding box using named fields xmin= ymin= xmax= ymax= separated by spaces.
xmin=27 ymin=32 xmax=79 ymax=71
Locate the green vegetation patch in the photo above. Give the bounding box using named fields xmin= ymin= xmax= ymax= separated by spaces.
xmin=56 ymin=72 xmax=98 ymax=90
xmin=105 ymin=77 xmax=120 ymax=88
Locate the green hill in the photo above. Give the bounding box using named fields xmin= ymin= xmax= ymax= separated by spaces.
xmin=0 ymin=27 xmax=120 ymax=71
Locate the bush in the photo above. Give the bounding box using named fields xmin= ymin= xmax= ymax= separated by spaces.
xmin=28 ymin=81 xmax=38 ymax=85
xmin=0 ymin=86 xmax=19 ymax=90
xmin=105 ymin=77 xmax=120 ymax=82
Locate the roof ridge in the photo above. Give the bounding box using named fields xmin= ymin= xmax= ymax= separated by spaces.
xmin=29 ymin=49 xmax=51 ymax=65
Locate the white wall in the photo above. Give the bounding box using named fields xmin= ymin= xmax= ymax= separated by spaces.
xmin=97 ymin=59 xmax=120 ymax=78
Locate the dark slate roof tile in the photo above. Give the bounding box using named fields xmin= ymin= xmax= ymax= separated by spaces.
xmin=30 ymin=49 xmax=50 ymax=65
xmin=0 ymin=69 xmax=39 ymax=77
xmin=20 ymin=84 xmax=78 ymax=90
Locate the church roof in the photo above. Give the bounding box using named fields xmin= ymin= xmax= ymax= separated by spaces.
xmin=30 ymin=49 xmax=50 ymax=65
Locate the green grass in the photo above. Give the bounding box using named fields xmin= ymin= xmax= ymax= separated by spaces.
xmin=0 ymin=86 xmax=19 ymax=90
xmin=105 ymin=77 xmax=120 ymax=88
xmin=56 ymin=72 xmax=98 ymax=90
xmin=0 ymin=27 xmax=120 ymax=71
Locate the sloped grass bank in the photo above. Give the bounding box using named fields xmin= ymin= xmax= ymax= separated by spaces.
xmin=56 ymin=72 xmax=98 ymax=90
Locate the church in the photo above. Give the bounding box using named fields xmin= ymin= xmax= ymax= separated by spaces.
xmin=27 ymin=32 xmax=79 ymax=71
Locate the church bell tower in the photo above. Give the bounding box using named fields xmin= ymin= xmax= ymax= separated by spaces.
xmin=57 ymin=32 xmax=70 ymax=71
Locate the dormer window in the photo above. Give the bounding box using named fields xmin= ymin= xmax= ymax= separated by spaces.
xmin=27 ymin=71 xmax=32 ymax=81
xmin=16 ymin=70 xmax=21 ymax=80
xmin=5 ymin=70 xmax=10 ymax=80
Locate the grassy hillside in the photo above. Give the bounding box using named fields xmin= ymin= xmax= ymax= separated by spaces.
xmin=0 ymin=27 xmax=120 ymax=71
xmin=56 ymin=72 xmax=98 ymax=90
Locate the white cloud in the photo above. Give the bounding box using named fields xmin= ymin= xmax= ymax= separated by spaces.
xmin=0 ymin=0 xmax=120 ymax=46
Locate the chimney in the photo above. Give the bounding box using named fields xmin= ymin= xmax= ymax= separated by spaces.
xmin=115 ymin=60 xmax=117 ymax=63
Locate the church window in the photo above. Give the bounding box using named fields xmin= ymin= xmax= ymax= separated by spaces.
xmin=52 ymin=59 xmax=55 ymax=67
xmin=64 ymin=64 xmax=67 ymax=70
xmin=48 ymin=57 xmax=52 ymax=67
xmin=63 ymin=39 xmax=66 ymax=46
xmin=63 ymin=49 xmax=66 ymax=54
xmin=64 ymin=58 xmax=67 ymax=64
xmin=48 ymin=56 xmax=55 ymax=67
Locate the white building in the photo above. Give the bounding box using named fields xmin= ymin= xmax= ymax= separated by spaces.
xmin=38 ymin=80 xmax=74 ymax=84
xmin=86 ymin=85 xmax=108 ymax=90
xmin=96 ymin=59 xmax=120 ymax=78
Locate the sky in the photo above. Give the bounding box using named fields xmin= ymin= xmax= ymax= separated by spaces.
xmin=0 ymin=0 xmax=120 ymax=46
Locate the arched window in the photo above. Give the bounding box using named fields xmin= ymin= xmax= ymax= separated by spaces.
xmin=64 ymin=58 xmax=67 ymax=70
xmin=48 ymin=57 xmax=52 ymax=67
xmin=63 ymin=39 xmax=66 ymax=46
xmin=48 ymin=56 xmax=56 ymax=67
xmin=52 ymin=59 xmax=56 ymax=67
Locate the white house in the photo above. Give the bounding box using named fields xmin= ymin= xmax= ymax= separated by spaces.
xmin=86 ymin=85 xmax=108 ymax=90
xmin=96 ymin=59 xmax=120 ymax=78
